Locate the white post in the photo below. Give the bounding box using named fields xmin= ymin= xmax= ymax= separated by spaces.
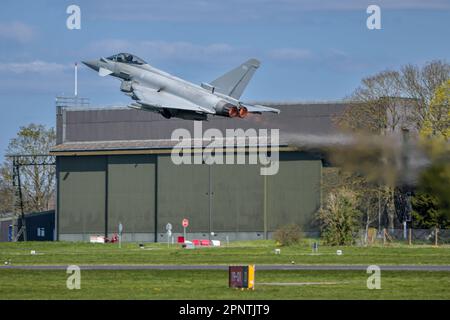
xmin=74 ymin=62 xmax=78 ymax=97
xmin=118 ymin=222 xmax=123 ymax=249
xmin=403 ymin=221 xmax=407 ymax=240
xmin=183 ymin=226 xmax=186 ymax=242
xmin=167 ymin=230 xmax=171 ymax=248
xmin=435 ymin=227 xmax=439 ymax=246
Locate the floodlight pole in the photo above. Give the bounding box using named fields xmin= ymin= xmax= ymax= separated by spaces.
xmin=74 ymin=62 xmax=78 ymax=97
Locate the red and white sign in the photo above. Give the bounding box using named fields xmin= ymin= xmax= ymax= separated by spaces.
xmin=182 ymin=218 xmax=189 ymax=228
xmin=90 ymin=235 xmax=105 ymax=244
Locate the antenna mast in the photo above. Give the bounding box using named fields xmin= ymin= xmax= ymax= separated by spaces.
xmin=74 ymin=62 xmax=78 ymax=96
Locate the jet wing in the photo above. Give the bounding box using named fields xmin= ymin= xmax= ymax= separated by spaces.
xmin=241 ymin=103 xmax=280 ymax=114
xmin=132 ymin=84 xmax=215 ymax=114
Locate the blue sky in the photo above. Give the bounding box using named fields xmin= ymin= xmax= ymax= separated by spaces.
xmin=0 ymin=0 xmax=449 ymax=159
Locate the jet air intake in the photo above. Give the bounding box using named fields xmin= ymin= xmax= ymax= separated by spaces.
xmin=120 ymin=80 xmax=133 ymax=93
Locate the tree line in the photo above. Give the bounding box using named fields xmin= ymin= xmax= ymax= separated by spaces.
xmin=0 ymin=61 xmax=448 ymax=246
xmin=318 ymin=60 xmax=449 ymax=245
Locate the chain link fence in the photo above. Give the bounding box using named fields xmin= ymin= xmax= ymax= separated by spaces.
xmin=356 ymin=227 xmax=450 ymax=246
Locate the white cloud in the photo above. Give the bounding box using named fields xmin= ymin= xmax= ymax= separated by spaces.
xmin=89 ymin=0 xmax=450 ymax=23
xmin=91 ymin=0 xmax=250 ymax=22
xmin=0 ymin=22 xmax=35 ymax=43
xmin=0 ymin=61 xmax=70 ymax=74
xmin=268 ymin=48 xmax=313 ymax=61
xmin=87 ymin=40 xmax=235 ymax=62
xmin=321 ymin=49 xmax=370 ymax=72
xmin=262 ymin=0 xmax=450 ymax=11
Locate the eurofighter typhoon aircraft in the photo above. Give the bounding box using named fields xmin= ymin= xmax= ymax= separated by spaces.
xmin=83 ymin=53 xmax=280 ymax=120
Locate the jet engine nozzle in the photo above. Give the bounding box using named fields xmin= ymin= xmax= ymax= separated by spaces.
xmin=228 ymin=106 xmax=239 ymax=118
xmin=238 ymin=106 xmax=248 ymax=118
xmin=215 ymin=101 xmax=239 ymax=118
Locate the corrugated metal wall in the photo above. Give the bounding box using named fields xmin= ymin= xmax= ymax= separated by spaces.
xmin=107 ymin=155 xmax=156 ymax=234
xmin=57 ymin=152 xmax=322 ymax=241
xmin=157 ymin=155 xmax=210 ymax=233
xmin=267 ymin=153 xmax=321 ymax=230
xmin=211 ymin=162 xmax=264 ymax=232
xmin=59 ymin=156 xmax=106 ymax=235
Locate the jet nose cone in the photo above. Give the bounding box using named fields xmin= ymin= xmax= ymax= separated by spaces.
xmin=82 ymin=60 xmax=100 ymax=71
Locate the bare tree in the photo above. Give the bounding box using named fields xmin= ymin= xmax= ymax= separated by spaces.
xmin=338 ymin=60 xmax=449 ymax=133
xmin=321 ymin=167 xmax=392 ymax=240
xmin=0 ymin=167 xmax=14 ymax=214
xmin=338 ymin=70 xmax=404 ymax=133
xmin=332 ymin=60 xmax=449 ymax=231
xmin=400 ymin=60 xmax=450 ymax=130
xmin=1 ymin=124 xmax=56 ymax=214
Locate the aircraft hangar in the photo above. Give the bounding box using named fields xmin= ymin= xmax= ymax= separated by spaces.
xmin=50 ymin=102 xmax=347 ymax=242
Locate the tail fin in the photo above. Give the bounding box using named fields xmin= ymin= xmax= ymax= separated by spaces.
xmin=210 ymin=59 xmax=260 ymax=100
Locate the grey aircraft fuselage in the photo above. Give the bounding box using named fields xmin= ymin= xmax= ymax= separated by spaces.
xmin=83 ymin=53 xmax=280 ymax=121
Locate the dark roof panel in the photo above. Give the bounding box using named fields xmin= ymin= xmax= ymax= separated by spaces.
xmin=53 ymin=102 xmax=349 ymax=152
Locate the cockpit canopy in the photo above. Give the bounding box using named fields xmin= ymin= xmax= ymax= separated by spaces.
xmin=107 ymin=53 xmax=147 ymax=65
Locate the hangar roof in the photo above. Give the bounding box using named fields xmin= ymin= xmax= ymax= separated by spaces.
xmin=50 ymin=138 xmax=298 ymax=156
xmin=51 ymin=102 xmax=348 ymax=155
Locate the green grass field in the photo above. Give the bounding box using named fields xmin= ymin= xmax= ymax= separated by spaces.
xmin=0 ymin=269 xmax=449 ymax=300
xmin=0 ymin=240 xmax=449 ymax=266
xmin=0 ymin=240 xmax=449 ymax=299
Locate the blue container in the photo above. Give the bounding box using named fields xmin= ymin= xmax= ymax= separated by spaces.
xmin=8 ymin=225 xmax=13 ymax=242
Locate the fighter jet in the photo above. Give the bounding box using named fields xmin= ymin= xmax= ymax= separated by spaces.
xmin=83 ymin=53 xmax=279 ymax=121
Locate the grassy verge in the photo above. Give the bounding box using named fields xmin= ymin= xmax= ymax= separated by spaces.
xmin=0 ymin=269 xmax=449 ymax=299
xmin=1 ymin=240 xmax=449 ymax=266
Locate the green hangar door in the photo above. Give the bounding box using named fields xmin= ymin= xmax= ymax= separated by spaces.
xmin=156 ymin=155 xmax=265 ymax=238
xmin=212 ymin=162 xmax=264 ymax=235
xmin=267 ymin=153 xmax=322 ymax=231
xmin=58 ymin=156 xmax=107 ymax=241
xmin=107 ymin=155 xmax=156 ymax=242
xmin=157 ymin=155 xmax=210 ymax=236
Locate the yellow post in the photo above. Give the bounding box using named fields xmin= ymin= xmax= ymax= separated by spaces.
xmin=248 ymin=265 xmax=255 ymax=290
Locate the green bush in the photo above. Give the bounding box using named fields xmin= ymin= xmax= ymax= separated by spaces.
xmin=316 ymin=188 xmax=361 ymax=246
xmin=273 ymin=224 xmax=303 ymax=246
